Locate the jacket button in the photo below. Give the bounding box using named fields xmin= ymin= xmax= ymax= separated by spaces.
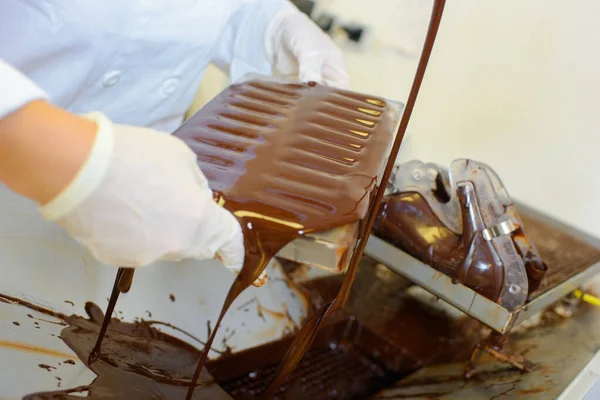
xmin=162 ymin=78 xmax=179 ymax=96
xmin=102 ymin=71 xmax=122 ymax=87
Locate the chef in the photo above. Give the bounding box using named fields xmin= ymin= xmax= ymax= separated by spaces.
xmin=0 ymin=0 xmax=349 ymax=283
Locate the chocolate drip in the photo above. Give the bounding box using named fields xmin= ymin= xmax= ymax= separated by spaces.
xmin=512 ymin=228 xmax=547 ymax=294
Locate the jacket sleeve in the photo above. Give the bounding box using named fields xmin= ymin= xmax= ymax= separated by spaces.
xmin=0 ymin=59 xmax=48 ymax=120
xmin=210 ymin=0 xmax=297 ymax=82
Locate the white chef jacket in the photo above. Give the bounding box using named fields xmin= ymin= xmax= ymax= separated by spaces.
xmin=0 ymin=0 xmax=294 ymax=132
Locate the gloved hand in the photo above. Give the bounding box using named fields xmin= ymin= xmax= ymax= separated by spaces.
xmin=39 ymin=112 xmax=264 ymax=284
xmin=265 ymin=10 xmax=350 ymax=89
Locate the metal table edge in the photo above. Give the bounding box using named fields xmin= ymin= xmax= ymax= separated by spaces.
xmin=365 ymin=235 xmax=514 ymax=333
xmin=513 ymin=260 xmax=600 ymax=326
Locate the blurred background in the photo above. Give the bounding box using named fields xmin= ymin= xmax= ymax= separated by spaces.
xmin=190 ymin=0 xmax=600 ymax=239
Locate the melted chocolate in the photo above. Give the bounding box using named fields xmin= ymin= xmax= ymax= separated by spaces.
xmin=0 ymin=293 xmax=68 ymax=320
xmin=170 ymin=2 xmax=447 ymax=397
xmin=518 ymin=212 xmax=600 ymax=299
xmin=18 ymin=260 xmax=483 ymax=400
xmin=24 ymin=303 xmax=231 ymax=400
xmin=174 ymin=77 xmax=397 ymax=397
xmin=117 ymin=268 xmax=135 ymax=294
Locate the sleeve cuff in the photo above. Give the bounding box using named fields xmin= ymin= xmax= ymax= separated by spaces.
xmin=40 ymin=112 xmax=114 ymax=221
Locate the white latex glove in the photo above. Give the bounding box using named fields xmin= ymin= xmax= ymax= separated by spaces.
xmin=39 ymin=112 xmax=248 ymax=277
xmin=265 ymin=10 xmax=350 ymax=89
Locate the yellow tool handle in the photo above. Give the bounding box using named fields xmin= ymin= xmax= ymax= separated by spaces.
xmin=573 ymin=289 xmax=600 ymax=308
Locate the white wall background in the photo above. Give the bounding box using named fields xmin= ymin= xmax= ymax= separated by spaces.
xmin=321 ymin=0 xmax=600 ymax=239
xmin=195 ymin=0 xmax=600 ymax=238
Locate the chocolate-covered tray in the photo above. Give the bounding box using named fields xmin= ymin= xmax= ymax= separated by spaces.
xmin=175 ymin=77 xmax=403 ymax=273
xmin=366 ymin=202 xmax=600 ymax=333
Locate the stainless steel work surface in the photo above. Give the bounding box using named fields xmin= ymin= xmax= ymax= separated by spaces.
xmin=370 ymin=304 xmax=600 ymax=399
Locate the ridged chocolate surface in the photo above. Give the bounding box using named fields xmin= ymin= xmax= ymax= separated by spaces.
xmin=175 ymin=80 xmax=395 ymax=225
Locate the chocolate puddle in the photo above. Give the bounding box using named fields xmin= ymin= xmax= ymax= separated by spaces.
xmin=16 ymin=262 xmax=478 ymax=400
xmin=24 ymin=302 xmax=231 ymax=400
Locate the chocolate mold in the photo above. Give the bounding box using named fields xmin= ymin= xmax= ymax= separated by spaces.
xmin=375 ymin=159 xmax=546 ymax=310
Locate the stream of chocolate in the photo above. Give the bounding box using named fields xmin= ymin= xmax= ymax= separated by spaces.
xmin=258 ymin=2 xmax=446 ymax=397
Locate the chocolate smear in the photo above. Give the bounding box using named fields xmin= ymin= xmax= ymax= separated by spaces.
xmin=24 ymin=302 xmax=231 ymax=399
